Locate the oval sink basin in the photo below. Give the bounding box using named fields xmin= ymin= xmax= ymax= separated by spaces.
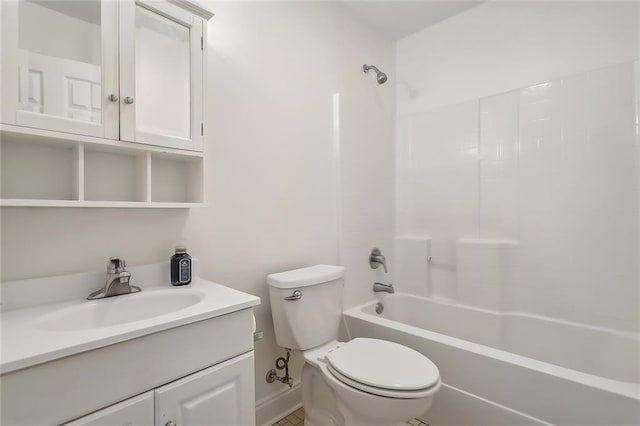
xmin=35 ymin=289 xmax=204 ymax=331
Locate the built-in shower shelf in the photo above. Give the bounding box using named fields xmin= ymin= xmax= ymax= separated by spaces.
xmin=0 ymin=125 xmax=205 ymax=208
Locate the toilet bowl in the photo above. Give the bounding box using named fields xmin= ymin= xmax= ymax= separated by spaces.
xmin=302 ymin=339 xmax=440 ymax=426
xmin=268 ymin=265 xmax=441 ymax=426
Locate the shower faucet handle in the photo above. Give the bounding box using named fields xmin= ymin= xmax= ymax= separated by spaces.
xmin=369 ymin=248 xmax=388 ymax=273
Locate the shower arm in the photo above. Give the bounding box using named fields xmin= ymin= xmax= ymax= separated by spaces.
xmin=363 ymin=64 xmax=380 ymax=73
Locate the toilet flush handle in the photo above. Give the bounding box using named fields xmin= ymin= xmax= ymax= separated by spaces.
xmin=284 ymin=290 xmax=302 ymax=301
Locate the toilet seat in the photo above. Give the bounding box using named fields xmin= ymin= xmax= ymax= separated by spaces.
xmin=325 ymin=363 xmax=440 ymax=399
xmin=324 ymin=338 xmax=440 ymax=399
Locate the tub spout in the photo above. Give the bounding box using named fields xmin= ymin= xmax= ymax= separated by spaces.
xmin=373 ymin=282 xmax=394 ymax=294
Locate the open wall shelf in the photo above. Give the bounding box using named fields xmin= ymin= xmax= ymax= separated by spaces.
xmin=0 ymin=125 xmax=206 ymax=208
xmin=1 ymin=137 xmax=78 ymax=201
xmin=151 ymin=153 xmax=204 ymax=203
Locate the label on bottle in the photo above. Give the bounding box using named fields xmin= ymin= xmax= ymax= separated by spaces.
xmin=179 ymin=259 xmax=191 ymax=283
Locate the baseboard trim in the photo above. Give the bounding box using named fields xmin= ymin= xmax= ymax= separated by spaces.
xmin=256 ymin=381 xmax=302 ymax=426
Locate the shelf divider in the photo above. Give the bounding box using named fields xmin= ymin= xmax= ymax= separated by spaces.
xmin=137 ymin=152 xmax=152 ymax=202
xmin=73 ymin=143 xmax=85 ymax=201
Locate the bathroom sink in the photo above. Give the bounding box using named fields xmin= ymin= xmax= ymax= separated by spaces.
xmin=2 ymin=272 xmax=260 ymax=375
xmin=35 ymin=289 xmax=205 ymax=331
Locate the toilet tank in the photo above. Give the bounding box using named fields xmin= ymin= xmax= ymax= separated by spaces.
xmin=268 ymin=265 xmax=345 ymax=351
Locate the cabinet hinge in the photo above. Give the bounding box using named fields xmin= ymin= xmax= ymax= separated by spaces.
xmin=201 ymin=36 xmax=203 ymax=50
xmin=201 ymin=123 xmax=204 ymax=136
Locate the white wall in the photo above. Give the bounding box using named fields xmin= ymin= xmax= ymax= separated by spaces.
xmin=0 ymin=1 xmax=395 ymax=419
xmin=338 ymin=54 xmax=396 ymax=311
xmin=395 ymin=1 xmax=639 ymax=331
xmin=0 ymin=208 xmax=190 ymax=280
xmin=187 ymin=1 xmax=394 ymax=412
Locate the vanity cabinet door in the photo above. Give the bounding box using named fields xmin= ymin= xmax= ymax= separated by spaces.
xmin=119 ymin=0 xmax=204 ymax=152
xmin=64 ymin=392 xmax=154 ymax=426
xmin=0 ymin=0 xmax=119 ymax=139
xmin=155 ymin=351 xmax=255 ymax=426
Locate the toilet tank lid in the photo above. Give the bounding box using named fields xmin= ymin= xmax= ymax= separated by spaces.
xmin=267 ymin=265 xmax=345 ymax=289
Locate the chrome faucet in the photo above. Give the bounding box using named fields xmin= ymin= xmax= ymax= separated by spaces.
xmin=373 ymin=282 xmax=395 ymax=294
xmin=369 ymin=248 xmax=388 ymax=273
xmin=87 ymin=257 xmax=141 ymax=300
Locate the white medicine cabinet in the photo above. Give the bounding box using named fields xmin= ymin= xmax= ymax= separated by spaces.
xmin=0 ymin=0 xmax=211 ymax=208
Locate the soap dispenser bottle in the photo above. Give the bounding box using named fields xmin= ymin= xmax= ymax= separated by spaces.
xmin=171 ymin=246 xmax=192 ymax=285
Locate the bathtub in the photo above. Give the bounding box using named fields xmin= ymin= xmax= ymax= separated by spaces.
xmin=343 ymin=294 xmax=640 ymax=426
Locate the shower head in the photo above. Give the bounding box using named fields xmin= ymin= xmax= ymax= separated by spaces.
xmin=363 ymin=64 xmax=388 ymax=85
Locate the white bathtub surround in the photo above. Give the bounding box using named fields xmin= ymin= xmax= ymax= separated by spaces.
xmin=394 ymin=236 xmax=430 ymax=297
xmin=395 ymin=6 xmax=639 ymax=419
xmin=396 ymin=98 xmax=479 ymax=302
xmin=394 ymin=236 xmax=518 ymax=310
xmin=396 ymin=60 xmax=639 ymax=332
xmin=396 ymin=0 xmax=639 ymax=336
xmin=344 ymin=295 xmax=640 ymax=426
xmin=456 ymin=239 xmax=518 ymax=311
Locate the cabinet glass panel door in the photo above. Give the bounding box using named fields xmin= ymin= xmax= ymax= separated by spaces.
xmin=135 ymin=6 xmax=190 ymax=139
xmin=0 ymin=0 xmax=118 ymax=138
xmin=120 ymin=0 xmax=203 ymax=151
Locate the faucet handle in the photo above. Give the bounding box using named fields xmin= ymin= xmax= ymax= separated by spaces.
xmin=369 ymin=248 xmax=388 ymax=273
xmin=107 ymin=257 xmax=126 ymax=273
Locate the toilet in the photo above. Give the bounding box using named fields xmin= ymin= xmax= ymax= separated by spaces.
xmin=268 ymin=265 xmax=441 ymax=426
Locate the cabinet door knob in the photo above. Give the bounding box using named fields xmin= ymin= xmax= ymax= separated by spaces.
xmin=108 ymin=94 xmax=119 ymax=102
xmin=166 ymin=422 xmax=176 ymax=426
xmin=124 ymin=96 xmax=135 ymax=104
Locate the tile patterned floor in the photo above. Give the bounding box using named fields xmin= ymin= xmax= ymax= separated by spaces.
xmin=273 ymin=407 xmax=304 ymax=426
xmin=272 ymin=407 xmax=429 ymax=426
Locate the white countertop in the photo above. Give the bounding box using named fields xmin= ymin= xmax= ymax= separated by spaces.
xmin=1 ymin=269 xmax=260 ymax=374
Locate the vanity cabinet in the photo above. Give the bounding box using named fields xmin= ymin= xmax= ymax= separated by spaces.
xmin=64 ymin=353 xmax=255 ymax=426
xmin=1 ymin=308 xmax=257 ymax=426
xmin=1 ymin=0 xmax=208 ymax=151
xmin=65 ymin=392 xmax=154 ymax=426
xmin=155 ymin=352 xmax=255 ymax=426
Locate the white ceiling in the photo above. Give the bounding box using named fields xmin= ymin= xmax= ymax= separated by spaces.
xmin=30 ymin=0 xmax=480 ymax=41
xmin=343 ymin=1 xmax=482 ymax=40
